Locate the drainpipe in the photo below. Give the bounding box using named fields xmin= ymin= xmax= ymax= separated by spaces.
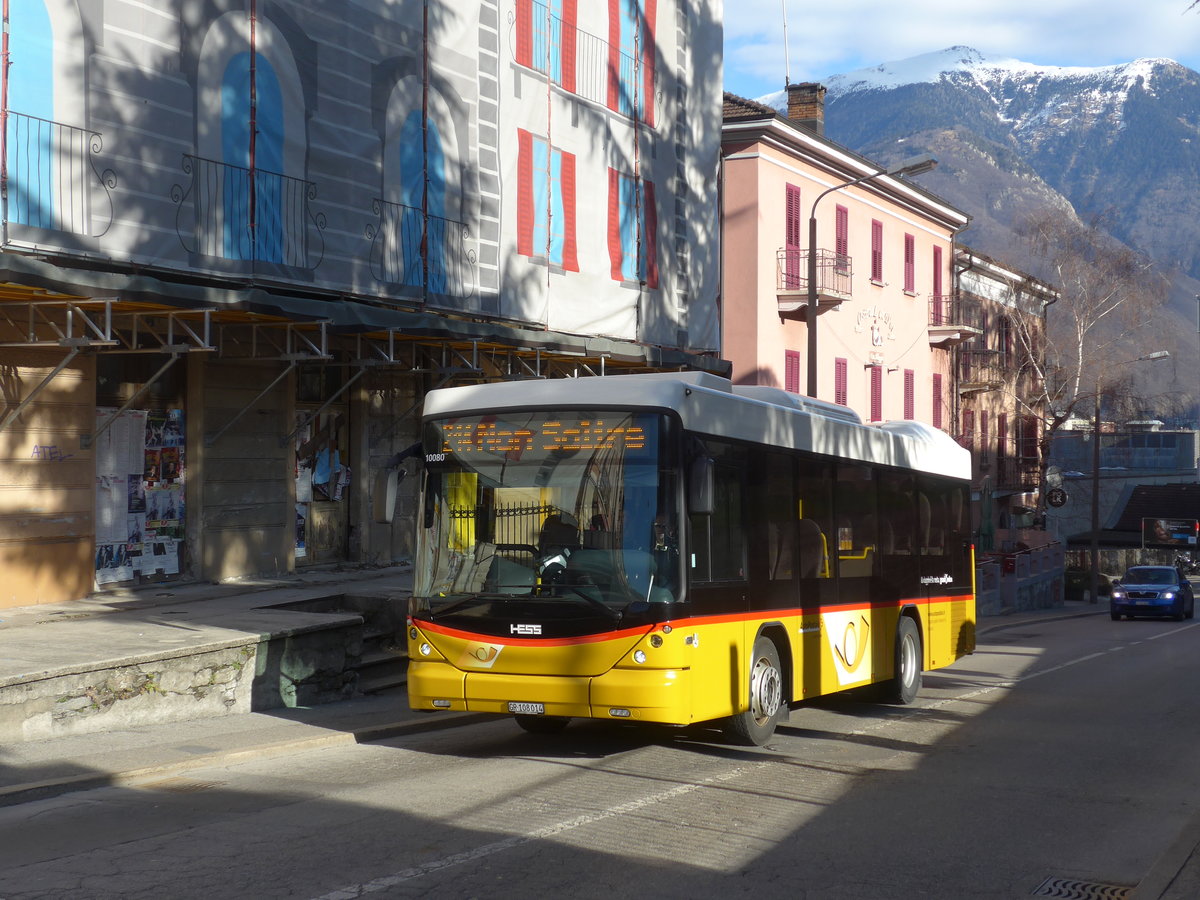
xmin=248 ymin=0 xmax=257 ymax=253
xmin=2 ymin=0 xmax=9 ymax=246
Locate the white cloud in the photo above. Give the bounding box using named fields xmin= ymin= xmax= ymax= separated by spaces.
xmin=724 ymin=0 xmax=1200 ymax=98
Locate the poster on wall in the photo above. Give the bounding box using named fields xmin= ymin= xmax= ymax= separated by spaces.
xmin=95 ymin=407 xmax=187 ymax=585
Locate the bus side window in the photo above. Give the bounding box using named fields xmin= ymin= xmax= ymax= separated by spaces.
xmin=689 ymin=440 xmax=747 ymax=582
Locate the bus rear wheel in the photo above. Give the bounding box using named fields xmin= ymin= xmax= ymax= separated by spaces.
xmin=723 ymin=636 xmax=784 ymax=746
xmin=515 ymin=715 xmax=570 ymax=734
xmin=884 ymin=617 xmax=923 ymax=705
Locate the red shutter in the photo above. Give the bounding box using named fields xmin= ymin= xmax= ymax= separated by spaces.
xmin=607 ymin=167 xmax=623 ymax=280
xmin=871 ymin=219 xmax=883 ymax=282
xmin=932 ymin=245 xmax=943 ymax=299
xmin=835 ymin=358 xmax=848 ymax=406
xmin=961 ymin=408 xmax=974 ymax=450
xmin=607 ymin=0 xmax=620 ymax=112
xmin=932 ymin=373 xmax=943 ymax=429
xmin=835 ymin=204 xmax=848 ymax=265
xmin=904 ymin=234 xmax=915 ymax=292
xmin=561 ymin=150 xmax=579 ymax=272
xmin=997 ymin=413 xmax=1008 ymax=460
xmin=515 ymin=0 xmax=533 ymax=68
xmin=642 ymin=0 xmax=657 ymax=126
xmin=870 ymin=366 xmax=882 ymax=421
xmin=643 ymin=178 xmax=658 ymax=287
xmin=561 ymin=0 xmax=578 ymax=93
xmin=784 ymin=350 xmax=800 ymax=393
xmin=904 ymin=369 xmax=915 ymax=420
xmin=1021 ymin=416 xmax=1038 ymax=458
xmin=785 ymin=185 xmax=802 ymax=288
xmin=517 ymin=129 xmax=534 ymax=257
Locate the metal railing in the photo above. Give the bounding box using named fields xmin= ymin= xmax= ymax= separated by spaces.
xmin=366 ymin=199 xmax=477 ymax=300
xmin=958 ymin=348 xmax=1004 ymax=390
xmin=929 ymin=293 xmax=979 ymax=328
xmin=519 ymin=1 xmax=656 ymax=122
xmin=3 ymin=111 xmax=115 ymax=237
xmin=776 ymin=248 xmax=853 ymax=295
xmin=172 ymin=154 xmax=325 ymax=270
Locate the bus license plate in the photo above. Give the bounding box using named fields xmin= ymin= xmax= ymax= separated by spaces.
xmin=508 ymin=702 xmax=545 ymax=715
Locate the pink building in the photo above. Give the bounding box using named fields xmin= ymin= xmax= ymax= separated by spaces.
xmin=721 ymin=86 xmax=972 ymax=427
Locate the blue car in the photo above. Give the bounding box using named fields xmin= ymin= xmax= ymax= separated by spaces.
xmin=1110 ymin=565 xmax=1196 ymax=621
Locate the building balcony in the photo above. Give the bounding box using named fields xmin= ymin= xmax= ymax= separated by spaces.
xmin=927 ymin=293 xmax=982 ymax=348
xmin=995 ymin=456 xmax=1041 ymax=492
xmin=958 ymin=348 xmax=1004 ymax=395
xmin=3 ymin=111 xmax=116 ymax=239
xmin=366 ymin=199 xmax=477 ymax=301
xmin=776 ymin=249 xmax=852 ymax=320
xmin=172 ymin=154 xmax=326 ymax=272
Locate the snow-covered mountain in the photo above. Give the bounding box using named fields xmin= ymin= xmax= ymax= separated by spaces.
xmin=757 ymin=47 xmax=1200 ymax=307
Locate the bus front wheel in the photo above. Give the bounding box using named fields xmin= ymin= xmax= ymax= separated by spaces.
xmin=885 ymin=617 xmax=923 ymax=705
xmin=723 ymin=636 xmax=784 ymax=746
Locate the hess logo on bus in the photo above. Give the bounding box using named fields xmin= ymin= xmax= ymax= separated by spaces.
xmin=511 ymin=623 xmax=542 ymax=635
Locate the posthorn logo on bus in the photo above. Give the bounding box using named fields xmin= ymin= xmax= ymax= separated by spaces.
xmin=511 ymin=623 xmax=542 ymax=635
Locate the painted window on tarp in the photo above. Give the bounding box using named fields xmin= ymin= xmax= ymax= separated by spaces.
xmin=7 ymin=0 xmax=55 ymax=228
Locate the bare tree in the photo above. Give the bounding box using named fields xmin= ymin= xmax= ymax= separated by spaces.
xmin=1002 ymin=208 xmax=1169 ymax=514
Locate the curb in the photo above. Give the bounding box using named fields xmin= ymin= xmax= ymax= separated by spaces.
xmin=0 ymin=710 xmax=492 ymax=809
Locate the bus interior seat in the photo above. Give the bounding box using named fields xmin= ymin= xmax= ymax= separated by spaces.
xmin=539 ymin=512 xmax=581 ymax=556
xmin=797 ymin=518 xmax=827 ymax=579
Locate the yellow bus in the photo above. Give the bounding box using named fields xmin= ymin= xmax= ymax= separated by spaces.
xmin=407 ymin=372 xmax=975 ymax=745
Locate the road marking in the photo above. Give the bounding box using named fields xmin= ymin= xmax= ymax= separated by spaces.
xmin=312 ymin=762 xmax=770 ymax=898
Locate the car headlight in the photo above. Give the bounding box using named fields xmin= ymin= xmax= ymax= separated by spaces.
xmin=1162 ymin=591 xmax=1176 ymax=600
xmin=1111 ymin=590 xmax=1125 ymax=600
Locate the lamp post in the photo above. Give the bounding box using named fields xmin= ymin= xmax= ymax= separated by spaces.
xmin=1088 ymin=350 xmax=1170 ymax=603
xmin=806 ymin=153 xmax=937 ymax=397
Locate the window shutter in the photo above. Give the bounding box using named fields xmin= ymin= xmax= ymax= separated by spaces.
xmin=517 ymin=129 xmax=534 ymax=257
xmin=606 ymin=0 xmax=620 ymax=112
xmin=932 ymin=244 xmax=943 ymax=299
xmin=835 ymin=357 xmax=848 ymax=406
xmin=870 ymin=366 xmax=882 ymax=421
xmin=642 ymin=0 xmax=657 ymax=126
xmin=904 ymin=369 xmax=915 ymax=420
xmin=903 ymin=234 xmax=915 ymax=293
xmin=981 ymin=411 xmax=990 ymax=457
xmin=516 ymin=0 xmax=533 ymax=68
xmin=785 ymin=350 xmax=800 ymax=393
xmin=961 ymin=408 xmax=974 ymax=450
xmin=932 ymin=373 xmax=943 ymax=429
xmin=607 ymin=167 xmax=623 ymax=280
xmin=835 ymin=204 xmax=848 ymax=270
xmin=785 ymin=184 xmax=802 ymax=288
xmin=998 ymin=413 xmax=1008 ymax=460
xmin=871 ymin=219 xmax=883 ymax=282
xmin=561 ymin=0 xmax=578 ymax=92
xmin=560 ymin=150 xmax=578 ymax=271
xmin=643 ymin=178 xmax=658 ymax=287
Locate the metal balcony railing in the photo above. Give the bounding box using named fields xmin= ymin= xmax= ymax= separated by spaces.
xmin=995 ymin=456 xmax=1041 ymax=491
xmin=958 ymin=347 xmax=1004 ymax=394
xmin=776 ymin=249 xmax=852 ymax=318
xmin=172 ymin=154 xmax=325 ymax=270
xmin=518 ymin=0 xmax=656 ymax=123
xmin=366 ymin=200 xmax=477 ymax=300
xmin=3 ymin=111 xmax=115 ymax=237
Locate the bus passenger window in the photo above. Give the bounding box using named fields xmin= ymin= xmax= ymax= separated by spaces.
xmin=689 ymin=440 xmax=747 ymax=582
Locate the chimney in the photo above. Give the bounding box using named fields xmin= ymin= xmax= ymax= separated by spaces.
xmin=786 ymin=82 xmax=826 ymax=136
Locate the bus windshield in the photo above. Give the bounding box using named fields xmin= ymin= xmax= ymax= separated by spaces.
xmin=414 ymin=410 xmax=681 ymax=630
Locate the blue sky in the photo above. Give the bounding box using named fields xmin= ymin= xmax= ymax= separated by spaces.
xmin=723 ymin=0 xmax=1200 ymax=100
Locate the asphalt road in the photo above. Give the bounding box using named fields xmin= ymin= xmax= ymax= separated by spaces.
xmin=2 ymin=613 xmax=1198 ymax=899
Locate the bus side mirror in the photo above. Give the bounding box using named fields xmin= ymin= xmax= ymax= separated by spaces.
xmin=688 ymin=456 xmax=714 ymax=515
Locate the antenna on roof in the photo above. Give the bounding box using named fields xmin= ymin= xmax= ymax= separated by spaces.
xmin=781 ymin=1 xmax=791 ymax=87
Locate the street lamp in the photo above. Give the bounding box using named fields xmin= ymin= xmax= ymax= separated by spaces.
xmin=1088 ymin=350 xmax=1170 ymax=603
xmin=806 ymin=153 xmax=938 ymax=397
